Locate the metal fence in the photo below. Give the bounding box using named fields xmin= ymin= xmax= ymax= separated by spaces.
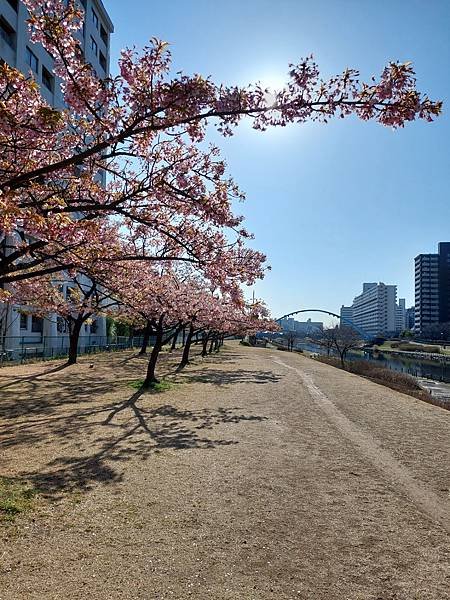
xmin=0 ymin=335 xmax=147 ymax=365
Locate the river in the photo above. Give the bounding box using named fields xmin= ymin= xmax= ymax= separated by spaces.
xmin=296 ymin=342 xmax=450 ymax=384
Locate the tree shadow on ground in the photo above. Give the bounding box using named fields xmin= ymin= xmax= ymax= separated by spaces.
xmin=0 ymin=362 xmax=70 ymax=391
xmin=0 ymin=377 xmax=120 ymax=420
xmin=179 ymin=368 xmax=282 ymax=387
xmin=3 ymin=385 xmax=268 ymax=499
xmin=0 ymin=347 xmax=273 ymax=501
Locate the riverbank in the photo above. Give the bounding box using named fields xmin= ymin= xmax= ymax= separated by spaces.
xmin=314 ymin=355 xmax=450 ymax=410
xmin=296 ymin=339 xmax=450 ymax=387
xmin=367 ymin=346 xmax=450 ymax=363
xmin=376 ymin=340 xmax=450 ymax=356
xmin=1 ymin=343 xmax=449 ymax=599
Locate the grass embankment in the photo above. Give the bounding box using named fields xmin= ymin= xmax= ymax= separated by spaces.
xmin=316 ymin=356 xmax=449 ymax=411
xmin=376 ymin=341 xmax=450 ymax=355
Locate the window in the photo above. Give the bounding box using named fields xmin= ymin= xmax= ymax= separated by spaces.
xmin=99 ymin=50 xmax=106 ymax=71
xmin=6 ymin=0 xmax=18 ymax=11
xmin=0 ymin=16 xmax=16 ymax=49
xmin=100 ymin=24 xmax=108 ymax=45
xmin=90 ymin=320 xmax=98 ymax=333
xmin=20 ymin=313 xmax=28 ymax=330
xmin=92 ymin=8 xmax=99 ymax=29
xmin=42 ymin=65 xmax=54 ymax=92
xmin=31 ymin=316 xmax=43 ymax=333
xmin=90 ymin=36 xmax=97 ymax=56
xmin=26 ymin=46 xmax=38 ymax=72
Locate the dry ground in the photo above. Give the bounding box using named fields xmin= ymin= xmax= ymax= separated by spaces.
xmin=0 ymin=343 xmax=449 ymax=599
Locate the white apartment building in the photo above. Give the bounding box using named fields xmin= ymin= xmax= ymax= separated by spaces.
xmin=351 ymin=282 xmax=397 ymax=337
xmin=0 ymin=0 xmax=114 ymax=358
xmin=395 ymin=298 xmax=407 ymax=333
xmin=340 ymin=305 xmax=354 ymax=326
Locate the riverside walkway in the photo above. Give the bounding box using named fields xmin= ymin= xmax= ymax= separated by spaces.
xmin=1 ymin=343 xmax=449 ymax=599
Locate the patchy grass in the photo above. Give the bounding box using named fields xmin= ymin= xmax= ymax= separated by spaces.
xmin=0 ymin=477 xmax=38 ymax=521
xmin=315 ymin=356 xmax=449 ymax=411
xmin=127 ymin=379 xmax=175 ymax=393
xmin=377 ymin=341 xmax=450 ymax=355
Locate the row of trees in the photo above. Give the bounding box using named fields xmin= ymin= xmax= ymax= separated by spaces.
xmin=0 ymin=1 xmax=441 ymax=386
xmin=10 ymin=261 xmax=279 ymax=386
xmin=279 ymin=326 xmax=362 ymax=367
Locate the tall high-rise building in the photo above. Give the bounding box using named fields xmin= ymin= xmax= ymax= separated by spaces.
xmin=438 ymin=242 xmax=450 ymax=324
xmin=351 ymin=282 xmax=397 ymax=337
xmin=395 ymin=298 xmax=407 ymax=332
xmin=415 ymin=242 xmax=450 ymax=333
xmin=0 ymin=0 xmax=114 ymax=354
xmin=405 ymin=306 xmax=415 ymax=330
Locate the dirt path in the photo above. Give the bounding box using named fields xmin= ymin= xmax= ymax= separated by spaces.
xmin=272 ymin=355 xmax=450 ymax=534
xmin=1 ymin=344 xmax=449 ymax=599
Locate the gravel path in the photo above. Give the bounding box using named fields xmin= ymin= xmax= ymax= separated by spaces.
xmin=0 ymin=344 xmax=449 ymax=599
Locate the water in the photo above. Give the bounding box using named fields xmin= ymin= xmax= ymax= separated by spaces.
xmin=296 ymin=342 xmax=450 ymax=384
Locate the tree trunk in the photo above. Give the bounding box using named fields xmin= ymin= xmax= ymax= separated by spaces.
xmin=170 ymin=326 xmax=184 ymax=352
xmin=214 ymin=337 xmax=220 ymax=352
xmin=67 ymin=318 xmax=83 ymax=365
xmin=201 ymin=333 xmax=209 ymax=357
xmin=139 ymin=321 xmax=152 ymax=355
xmin=208 ymin=336 xmax=215 ymax=354
xmin=179 ymin=325 xmax=194 ymax=369
xmin=339 ymin=351 xmax=346 ymax=369
xmin=182 ymin=327 xmax=186 ymax=346
xmin=170 ymin=326 xmax=179 ymax=352
xmin=144 ymin=326 xmax=163 ymax=387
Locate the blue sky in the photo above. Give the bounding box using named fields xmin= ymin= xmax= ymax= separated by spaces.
xmin=106 ymin=0 xmax=450 ymax=321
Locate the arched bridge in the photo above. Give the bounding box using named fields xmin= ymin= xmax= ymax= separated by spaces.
xmin=276 ymin=309 xmax=372 ymax=341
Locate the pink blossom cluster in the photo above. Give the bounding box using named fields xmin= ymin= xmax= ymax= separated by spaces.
xmin=0 ymin=1 xmax=441 ymax=352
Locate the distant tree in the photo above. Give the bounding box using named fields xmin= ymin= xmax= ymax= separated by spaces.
xmin=400 ymin=329 xmax=414 ymax=339
xmin=107 ymin=318 xmax=131 ymax=338
xmin=285 ymin=331 xmax=298 ymax=352
xmin=316 ymin=328 xmax=336 ymax=356
xmin=329 ymin=326 xmax=363 ymax=368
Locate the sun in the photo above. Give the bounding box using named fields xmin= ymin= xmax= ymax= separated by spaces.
xmin=256 ymin=71 xmax=289 ymax=106
xmin=258 ymin=72 xmax=289 ymax=91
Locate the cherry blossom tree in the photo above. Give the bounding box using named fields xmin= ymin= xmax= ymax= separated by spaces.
xmin=11 ymin=270 xmax=120 ymax=365
xmin=0 ymin=0 xmax=442 ymax=290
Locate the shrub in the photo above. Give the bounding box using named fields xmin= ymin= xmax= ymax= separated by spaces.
xmin=397 ymin=342 xmax=440 ymax=354
xmin=315 ymin=356 xmax=449 ymax=410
